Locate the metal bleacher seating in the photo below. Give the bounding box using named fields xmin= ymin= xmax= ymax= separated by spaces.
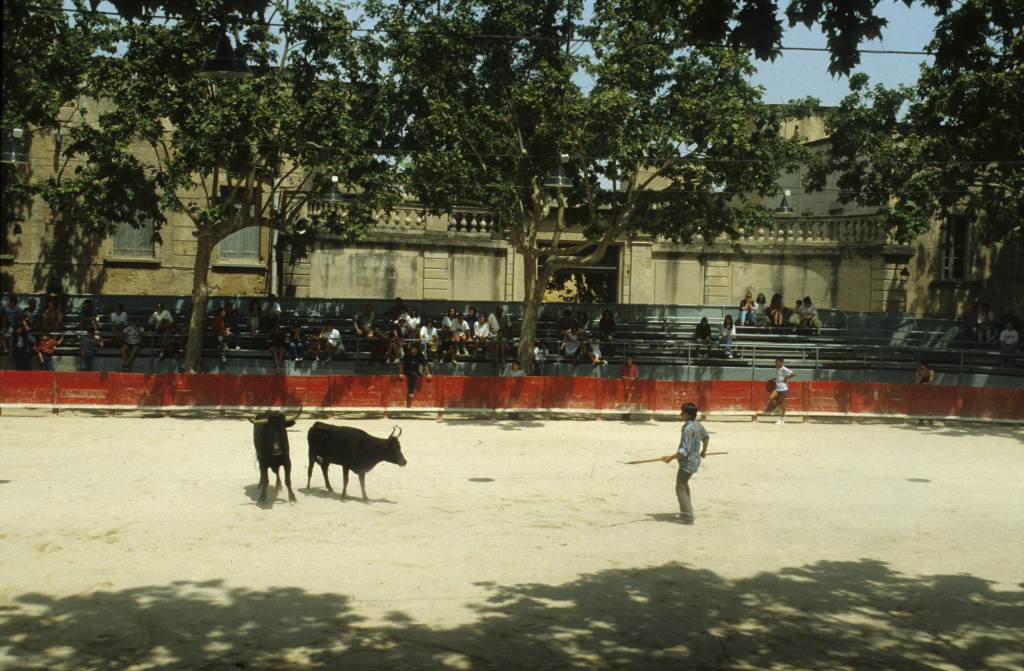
xmin=1 ymin=294 xmax=1021 ymax=383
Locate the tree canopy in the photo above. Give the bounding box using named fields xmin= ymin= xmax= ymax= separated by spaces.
xmin=808 ymin=0 xmax=1023 ymax=243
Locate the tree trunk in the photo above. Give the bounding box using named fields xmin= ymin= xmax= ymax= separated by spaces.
xmin=517 ymin=256 xmax=549 ymax=374
xmin=183 ymin=234 xmax=214 ymax=374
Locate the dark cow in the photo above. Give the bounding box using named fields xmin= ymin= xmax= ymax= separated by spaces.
xmin=250 ymin=408 xmax=302 ymax=503
xmin=307 ymin=423 xmax=407 ymax=500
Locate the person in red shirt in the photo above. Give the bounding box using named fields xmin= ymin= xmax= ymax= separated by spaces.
xmin=620 ymin=356 xmax=639 ymax=381
xmin=36 ymin=332 xmax=63 ymax=371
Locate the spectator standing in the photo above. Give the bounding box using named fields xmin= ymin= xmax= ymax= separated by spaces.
xmin=21 ymin=297 xmax=38 ymax=332
xmin=976 ymin=302 xmax=996 ymax=343
xmin=224 ymin=305 xmax=243 ymax=349
xmin=599 ymin=309 xmax=616 ymax=341
xmin=620 ymin=356 xmax=639 ymax=380
xmin=404 ymin=307 xmax=422 ymax=338
xmin=576 ymin=309 xmax=591 ymax=335
xmin=420 ymin=319 xmax=440 ymax=360
xmin=558 ymin=308 xmax=575 ymax=335
xmin=148 ymin=302 xmax=174 ymax=334
xmin=261 ymin=294 xmax=282 ymax=332
xmin=158 ymin=324 xmax=182 ymax=362
xmin=79 ymin=299 xmax=98 ymax=331
xmin=532 ymin=344 xmax=547 ymax=375
xmin=0 ymin=314 xmax=10 ymax=366
xmin=799 ymin=296 xmax=822 ymax=333
xmin=473 ymin=313 xmax=492 ymax=358
xmin=4 ymin=294 xmax=22 ymax=328
xmin=386 ymin=319 xmax=405 ymax=364
xmin=720 ymin=314 xmax=737 ymax=358
xmin=78 ymin=326 xmax=102 ymax=371
xmin=999 ymin=321 xmax=1019 ymax=353
xmin=401 ymin=342 xmax=431 ymax=407
xmin=109 ymin=303 xmax=128 ymax=345
xmin=560 ymin=327 xmax=581 ymax=364
xmin=36 ymin=332 xmax=63 ymax=371
xmin=40 ymin=299 xmax=64 ymax=334
xmin=694 ymin=317 xmax=712 ymax=357
xmin=269 ymin=326 xmax=288 ymax=372
xmin=502 ymin=361 xmax=526 ymax=377
xmin=122 ymin=319 xmax=142 ymax=371
xmin=248 ymin=299 xmax=261 ymax=335
xmin=211 ymin=307 xmax=231 ymax=363
xmin=915 ymin=361 xmax=934 ymax=385
xmin=488 ymin=306 xmax=511 ymax=364
xmin=768 ymin=293 xmax=784 ymax=326
xmin=12 ymin=321 xmax=35 ymax=370
xmin=764 ymin=357 xmax=796 ymax=424
xmin=659 ymin=402 xmax=711 ymax=526
xmin=287 ymin=325 xmax=308 ymax=362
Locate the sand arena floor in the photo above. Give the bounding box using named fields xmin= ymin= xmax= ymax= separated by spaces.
xmin=0 ymin=415 xmax=1022 ymax=670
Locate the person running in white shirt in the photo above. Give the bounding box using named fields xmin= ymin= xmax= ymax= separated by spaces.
xmin=764 ymin=357 xmax=796 ymax=424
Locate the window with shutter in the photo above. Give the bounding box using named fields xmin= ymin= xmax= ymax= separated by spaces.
xmin=217 ymin=186 xmax=261 ymax=261
xmin=111 ymin=220 xmax=156 ymax=258
xmin=939 ymin=217 xmax=969 ymax=281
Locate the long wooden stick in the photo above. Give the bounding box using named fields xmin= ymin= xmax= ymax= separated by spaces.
xmin=624 ymin=451 xmax=727 ymax=465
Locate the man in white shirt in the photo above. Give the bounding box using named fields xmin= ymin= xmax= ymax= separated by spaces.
xmin=148 ymin=302 xmax=174 ymax=333
xmin=404 ymin=307 xmax=422 ymax=338
xmin=999 ymin=322 xmax=1019 ymax=352
xmin=318 ymin=321 xmax=343 ymax=361
xmin=473 ymin=314 xmax=491 ymax=358
xmin=764 ymin=357 xmax=796 ymax=424
xmin=109 ymin=303 xmax=129 ymax=343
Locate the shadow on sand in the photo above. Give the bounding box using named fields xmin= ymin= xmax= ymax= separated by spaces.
xmin=3 ymin=560 xmax=1021 ymax=670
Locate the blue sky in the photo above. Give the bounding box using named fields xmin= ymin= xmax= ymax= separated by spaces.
xmin=752 ymin=1 xmax=939 ymax=105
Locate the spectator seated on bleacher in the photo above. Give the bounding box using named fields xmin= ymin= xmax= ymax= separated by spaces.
xmin=587 ymin=335 xmax=608 ymax=365
xmin=599 ymin=309 xmax=616 ymax=340
xmin=158 ymin=324 xmax=183 ymax=362
xmin=738 ymin=294 xmax=756 ymax=327
xmin=122 ymin=319 xmax=143 ymax=371
xmin=39 ymin=299 xmax=63 ymax=335
xmin=12 ymin=321 xmax=35 ymax=370
xmin=976 ymin=302 xmax=996 ymax=344
xmin=560 ymin=327 xmax=582 ymax=364
xmin=754 ymin=292 xmax=768 ymax=327
xmin=915 ymin=361 xmax=934 ymax=385
xmin=211 ymin=307 xmax=234 ymax=363
xmin=261 ymin=294 xmax=282 ymax=332
xmin=353 ymin=303 xmax=378 ymax=342
xmin=786 ymin=300 xmax=803 ymax=328
xmin=21 ymin=297 xmax=38 ymax=332
xmin=557 ymin=308 xmax=575 ymax=336
xmin=247 ymin=299 xmax=261 ymax=336
xmin=798 ymin=296 xmax=822 ymax=334
xmin=472 ymin=313 xmax=492 ymax=359
xmin=502 ymin=361 xmax=525 ymax=377
xmin=420 ymin=319 xmax=440 ymax=361
xmin=385 ymin=297 xmax=409 ymax=322
xmin=79 ymin=298 xmax=98 ymax=331
xmin=720 ymin=315 xmax=737 ymax=358
xmin=576 ymin=309 xmax=591 ymax=336
xmin=404 ymin=307 xmax=421 ymax=337
xmin=109 ymin=303 xmax=128 ymax=345
xmin=386 ymin=319 xmax=406 ymax=364
xmin=0 ymin=314 xmax=10 ymax=362
xmin=465 ymin=306 xmax=479 ymax=332
xmin=441 ymin=307 xmax=470 ymax=359
xmin=999 ymin=322 xmax=1019 ymax=353
xmin=287 ymin=325 xmax=308 ymax=362
xmin=3 ymin=294 xmax=23 ymax=329
xmin=224 ymin=305 xmax=243 ymax=349
xmin=314 ymin=321 xmax=344 ymax=362
xmin=488 ymin=306 xmax=511 ymax=364
xmin=148 ymin=302 xmax=174 ymax=334
xmin=694 ymin=317 xmax=712 ymax=357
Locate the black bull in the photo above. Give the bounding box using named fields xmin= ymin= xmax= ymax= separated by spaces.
xmin=249 ymin=408 xmax=302 ymax=503
xmin=307 ymin=423 xmax=407 ymax=500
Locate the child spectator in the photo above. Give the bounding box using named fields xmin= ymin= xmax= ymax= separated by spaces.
xmin=401 ymin=342 xmax=431 ymax=407
xmin=78 ymin=325 xmax=102 ymax=371
xmin=269 ymin=326 xmax=288 ymax=372
xmin=39 ymin=299 xmax=64 ymax=334
xmin=36 ymin=332 xmax=63 ymax=371
xmin=721 ymin=314 xmax=737 ymax=358
xmin=799 ymin=296 xmax=822 ymax=333
xmin=109 ymin=303 xmax=128 ymax=345
xmin=620 ymin=356 xmax=639 ymax=380
xmin=148 ymin=302 xmax=174 ymax=334
xmin=420 ymin=319 xmax=439 ymax=360
xmin=287 ymin=325 xmax=308 ymax=362
xmin=122 ymin=319 xmax=142 ymax=371
xmin=694 ymin=317 xmax=712 ymax=357
xmin=999 ymin=322 xmax=1019 ymax=353
xmin=587 ymin=335 xmax=607 ymax=365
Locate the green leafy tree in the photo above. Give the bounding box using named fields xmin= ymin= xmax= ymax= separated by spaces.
xmin=46 ymin=1 xmax=399 ymax=371
xmin=375 ymin=0 xmax=814 ymax=370
xmin=807 ymin=0 xmax=1023 ymax=243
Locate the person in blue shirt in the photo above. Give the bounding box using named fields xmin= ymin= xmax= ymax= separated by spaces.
xmin=661 ymin=402 xmax=710 ymax=525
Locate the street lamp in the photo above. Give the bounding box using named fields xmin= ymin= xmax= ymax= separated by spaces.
xmin=317 ymin=175 xmax=348 ymax=204
xmin=199 ymin=30 xmax=252 ymax=80
xmin=0 ymin=128 xmax=30 ymax=165
xmin=543 ymin=154 xmax=573 ymax=190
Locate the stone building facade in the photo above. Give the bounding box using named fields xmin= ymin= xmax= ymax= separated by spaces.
xmin=3 ymin=117 xmax=1020 ymax=317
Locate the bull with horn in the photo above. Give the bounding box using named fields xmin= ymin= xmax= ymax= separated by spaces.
xmin=249 ymin=407 xmax=302 ymax=504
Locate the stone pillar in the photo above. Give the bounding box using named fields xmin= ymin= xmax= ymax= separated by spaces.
xmin=422 ymin=250 xmax=450 ymax=300
xmin=703 ymin=258 xmax=732 ymax=304
xmin=626 ymin=241 xmax=655 ymax=304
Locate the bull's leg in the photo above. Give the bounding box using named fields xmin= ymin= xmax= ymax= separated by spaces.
xmin=341 ymin=467 xmax=350 ymax=498
xmin=358 ymin=472 xmax=368 ymax=501
xmin=306 ymin=459 xmax=315 ymax=489
xmin=284 ymin=459 xmax=296 ymax=503
xmin=274 ymin=467 xmax=283 ymax=492
xmin=258 ymin=467 xmax=270 ymax=503
xmin=321 ymin=462 xmax=333 ymax=492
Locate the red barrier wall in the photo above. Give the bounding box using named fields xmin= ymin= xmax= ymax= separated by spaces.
xmin=1 ymin=372 xmax=1021 ymax=421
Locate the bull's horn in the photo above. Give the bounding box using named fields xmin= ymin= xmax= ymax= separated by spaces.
xmin=288 ymin=406 xmax=304 ymax=423
xmin=249 ymin=417 xmax=269 ymax=425
xmin=390 ymin=425 xmax=402 ymax=438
